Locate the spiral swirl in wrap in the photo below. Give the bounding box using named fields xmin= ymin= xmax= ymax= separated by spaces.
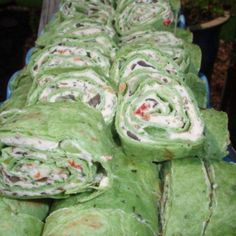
xmin=111 ymin=44 xmax=181 ymax=84
xmin=42 ymin=151 xmax=159 ymax=236
xmin=115 ymin=0 xmax=174 ymax=35
xmin=60 ymin=0 xmax=115 ymax=25
xmin=115 ymin=71 xmax=205 ymax=162
xmin=29 ymin=42 xmax=111 ymax=77
xmin=27 ymin=69 xmax=117 ymax=125
xmin=120 ymin=30 xmax=201 ymax=73
xmin=0 ymin=102 xmax=113 ymax=199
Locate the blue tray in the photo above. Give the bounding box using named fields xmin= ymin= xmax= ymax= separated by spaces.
xmin=6 ymin=70 xmax=21 ymax=99
xmin=6 ymin=47 xmax=34 ymax=100
xmin=25 ymin=48 xmax=34 ymax=65
xmin=199 ymin=72 xmax=210 ymax=108
xmin=224 ymin=145 xmax=236 ymax=163
xmin=178 ymin=14 xmax=186 ymax=29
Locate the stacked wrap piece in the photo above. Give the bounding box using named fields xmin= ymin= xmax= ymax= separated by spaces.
xmin=159 ymin=158 xmax=236 ymax=235
xmin=42 ymin=151 xmax=160 ymax=236
xmin=115 ymin=0 xmax=175 ymax=35
xmin=27 ymin=5 xmax=118 ymax=126
xmin=27 ymin=69 xmax=117 ymax=124
xmin=113 ymin=39 xmax=209 ymax=161
xmin=115 ymin=68 xmax=205 ymax=161
xmin=0 ymin=197 xmax=49 ymax=236
xmin=0 ymin=0 xmax=235 ymax=235
xmin=60 ymin=0 xmax=115 ymax=25
xmin=0 ymin=102 xmax=113 ymax=199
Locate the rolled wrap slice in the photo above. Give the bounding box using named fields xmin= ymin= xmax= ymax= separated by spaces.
xmin=43 ymin=150 xmax=160 ymax=236
xmin=0 ymin=102 xmax=114 ymax=199
xmin=121 ymin=30 xmax=201 ymax=73
xmin=36 ymin=18 xmax=116 ymax=47
xmin=37 ymin=34 xmax=117 ymax=59
xmin=0 ymin=196 xmax=49 ymax=236
xmin=116 ymin=0 xmax=178 ymax=12
xmin=121 ymin=30 xmax=183 ymax=46
xmin=43 ymin=208 xmax=154 ymax=236
xmin=27 ymin=69 xmax=117 ymax=125
xmin=29 ymin=42 xmax=111 ymax=77
xmin=159 ymin=158 xmax=212 ymax=235
xmin=115 ymin=0 xmax=174 ymax=35
xmin=184 ymin=73 xmax=208 ymax=109
xmin=111 ymin=44 xmax=181 ymax=84
xmin=0 ymin=196 xmax=49 ymax=221
xmin=115 ymin=71 xmax=205 ymax=162
xmin=60 ymin=0 xmax=115 ymax=25
xmin=203 ymin=160 xmax=236 ymax=235
xmin=159 ymin=158 xmax=236 ymax=235
xmin=201 ymin=109 xmax=229 ymax=160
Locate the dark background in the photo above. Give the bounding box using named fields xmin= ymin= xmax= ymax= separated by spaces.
xmin=0 ymin=1 xmax=41 ymax=101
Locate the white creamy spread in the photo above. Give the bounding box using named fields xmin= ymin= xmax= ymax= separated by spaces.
xmin=37 ymin=72 xmax=116 ymax=123
xmin=0 ymin=135 xmax=58 ymax=151
xmin=119 ymin=79 xmax=203 ymax=143
xmin=170 ymin=85 xmax=204 ymax=141
xmin=99 ymin=176 xmax=109 ymax=188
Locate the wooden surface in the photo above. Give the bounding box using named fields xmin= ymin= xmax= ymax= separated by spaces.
xmin=38 ymin=0 xmax=60 ymax=35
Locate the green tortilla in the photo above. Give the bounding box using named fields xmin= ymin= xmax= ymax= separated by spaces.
xmin=59 ymin=0 xmax=115 ymax=25
xmin=0 ymin=102 xmax=114 ymax=199
xmin=43 ymin=150 xmax=160 ymax=235
xmin=115 ymin=0 xmax=175 ymax=35
xmin=120 ymin=31 xmax=201 ymax=73
xmin=159 ymin=158 xmax=236 ymax=235
xmin=111 ymin=43 xmax=182 ymax=84
xmin=27 ymin=69 xmax=117 ymax=125
xmin=159 ymin=158 xmax=211 ymax=235
xmin=201 ymin=109 xmax=229 ymax=160
xmin=115 ymin=69 xmax=205 ymax=162
xmin=28 ymin=41 xmax=111 ymax=78
xmin=0 ymin=196 xmax=49 ymax=236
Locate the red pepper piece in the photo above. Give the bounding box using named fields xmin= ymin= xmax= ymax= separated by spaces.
xmin=134 ymin=103 xmax=150 ymax=115
xmin=134 ymin=103 xmax=151 ymax=120
xmin=68 ymin=160 xmax=83 ymax=171
xmin=163 ymin=18 xmax=172 ymax=26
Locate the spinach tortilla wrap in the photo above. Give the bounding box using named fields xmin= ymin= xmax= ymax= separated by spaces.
xmin=115 ymin=70 xmax=205 ymax=162
xmin=115 ymin=0 xmax=175 ymax=35
xmin=0 ymin=102 xmax=114 ymax=199
xmin=203 ymin=160 xmax=236 ymax=235
xmin=120 ymin=30 xmax=202 ymax=74
xmin=0 ymin=196 xmax=49 ymax=236
xmin=201 ymin=109 xmax=229 ymax=160
xmin=36 ymin=18 xmax=116 ymax=48
xmin=111 ymin=42 xmax=206 ymax=108
xmin=59 ymin=0 xmax=115 ymax=25
xmin=120 ymin=26 xmax=193 ymax=45
xmin=28 ymin=41 xmax=111 ymax=78
xmin=159 ymin=158 xmax=236 ymax=235
xmin=27 ymin=69 xmax=117 ymax=125
xmin=184 ymin=73 xmax=208 ymax=109
xmin=37 ymin=34 xmax=117 ymax=60
xmin=111 ymin=43 xmax=182 ymax=84
xmin=42 ymin=150 xmax=160 ymax=235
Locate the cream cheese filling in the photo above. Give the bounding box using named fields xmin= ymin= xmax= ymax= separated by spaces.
xmin=0 ymin=135 xmax=58 ymax=151
xmin=120 ymin=82 xmax=203 ymax=143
